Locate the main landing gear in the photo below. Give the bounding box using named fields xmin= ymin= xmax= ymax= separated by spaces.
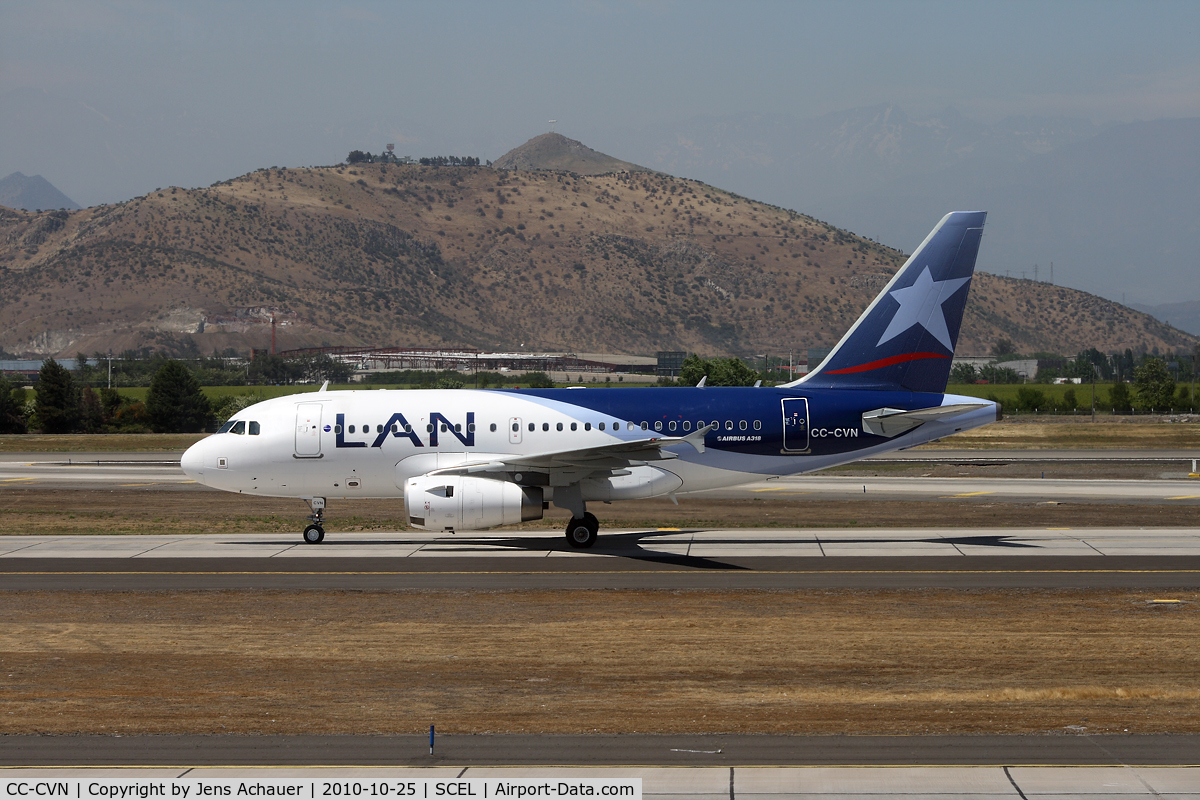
xmin=565 ymin=512 xmax=599 ymax=549
xmin=303 ymin=497 xmax=326 ymax=544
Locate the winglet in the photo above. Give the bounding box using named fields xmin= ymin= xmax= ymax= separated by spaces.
xmin=682 ymin=422 xmax=715 ymax=454
xmin=318 ymin=380 xmax=329 ymax=393
xmin=696 ymin=376 xmax=707 ymax=388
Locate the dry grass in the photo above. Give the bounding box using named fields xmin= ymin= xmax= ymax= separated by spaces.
xmin=2 ymin=589 xmax=1197 ymax=735
xmin=916 ymin=421 xmax=1200 ymax=450
xmin=3 ymin=487 xmax=1199 ymax=535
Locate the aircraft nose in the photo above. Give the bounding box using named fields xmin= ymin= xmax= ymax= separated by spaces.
xmin=180 ymin=441 xmax=205 ymax=482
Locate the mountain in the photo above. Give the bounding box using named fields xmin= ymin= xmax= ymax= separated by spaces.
xmin=616 ymin=108 xmax=1199 ymax=306
xmin=1132 ymin=301 xmax=1200 ymax=337
xmin=0 ymin=172 xmax=80 ymax=212
xmin=493 ymin=133 xmax=648 ymax=175
xmin=0 ymin=144 xmax=1192 ymax=360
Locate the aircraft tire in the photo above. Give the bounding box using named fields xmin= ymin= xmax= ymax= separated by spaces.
xmin=565 ymin=513 xmax=598 ymax=549
xmin=303 ymin=524 xmax=325 ymax=544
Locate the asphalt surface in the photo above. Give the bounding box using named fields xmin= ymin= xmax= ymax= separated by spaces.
xmin=0 ymin=733 xmax=1196 ymax=767
xmin=3 ymin=551 xmax=1200 ymax=589
xmin=4 ymin=453 xmax=1200 ymax=503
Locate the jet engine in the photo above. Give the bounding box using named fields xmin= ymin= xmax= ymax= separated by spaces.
xmin=405 ymin=475 xmax=544 ymax=531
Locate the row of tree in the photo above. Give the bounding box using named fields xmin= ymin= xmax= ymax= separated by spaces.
xmin=345 ymin=151 xmax=483 ymax=167
xmin=0 ymin=359 xmax=215 ymax=434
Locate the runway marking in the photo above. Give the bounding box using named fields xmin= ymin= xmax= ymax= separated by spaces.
xmin=4 ymin=569 xmax=1200 ymax=576
xmin=0 ymin=477 xmax=35 ymax=483
xmin=942 ymin=491 xmax=995 ymax=498
xmin=119 ymin=483 xmax=161 ymax=487
xmin=1166 ymin=495 xmax=1200 ymax=500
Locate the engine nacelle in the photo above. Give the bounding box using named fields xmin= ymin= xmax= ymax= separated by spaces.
xmin=405 ymin=475 xmax=544 ymax=531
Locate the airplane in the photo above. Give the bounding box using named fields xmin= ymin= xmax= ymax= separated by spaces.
xmin=181 ymin=211 xmax=997 ymax=548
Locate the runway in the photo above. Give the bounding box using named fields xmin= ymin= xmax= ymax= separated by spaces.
xmin=4 ymin=456 xmax=1200 ymax=502
xmin=2 ymin=529 xmax=1200 ymax=589
xmin=1 ymin=736 xmax=1197 ymax=800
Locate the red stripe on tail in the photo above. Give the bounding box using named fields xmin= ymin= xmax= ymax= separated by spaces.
xmin=824 ymin=352 xmax=950 ymax=375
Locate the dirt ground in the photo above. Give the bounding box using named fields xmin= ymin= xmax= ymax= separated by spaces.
xmin=3 ymin=487 xmax=1198 ymax=535
xmin=1 ymin=589 xmax=1196 ymax=736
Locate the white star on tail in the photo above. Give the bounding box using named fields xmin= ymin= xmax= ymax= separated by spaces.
xmin=876 ymin=267 xmax=971 ymax=351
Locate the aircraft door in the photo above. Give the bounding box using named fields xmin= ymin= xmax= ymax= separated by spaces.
xmin=781 ymin=398 xmax=809 ymax=453
xmin=295 ymin=403 xmax=323 ymax=457
xmin=508 ymin=417 xmax=522 ymax=445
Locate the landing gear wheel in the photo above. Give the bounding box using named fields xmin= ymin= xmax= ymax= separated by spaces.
xmin=303 ymin=524 xmax=325 ymax=544
xmin=565 ymin=512 xmax=599 ymax=549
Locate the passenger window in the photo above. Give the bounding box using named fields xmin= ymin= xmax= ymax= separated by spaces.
xmin=468 ymin=423 xmax=475 ymax=433
xmin=334 ymin=424 xmax=343 ymax=434
xmin=528 ymin=423 xmax=535 ymax=432
xmin=654 ymin=421 xmax=662 ymax=431
xmin=511 ymin=422 xmax=519 ymax=432
xmin=739 ymin=420 xmax=747 ymax=430
xmin=641 ymin=422 xmax=648 ymax=431
xmin=249 ymin=421 xmax=260 ymax=436
xmin=218 ymin=421 xmax=235 ymax=434
xmin=570 ymin=422 xmax=577 ymax=431
xmin=754 ymin=420 xmax=761 ymax=430
xmin=556 ymin=422 xmax=563 ymax=431
xmin=725 ymin=420 xmax=733 ymax=430
xmin=597 ymin=422 xmax=604 ymax=431
xmin=405 ymin=424 xmax=412 ymax=433
xmin=489 ymin=423 xmax=497 ymax=432
xmin=627 ymin=422 xmax=635 ymax=431
xmin=455 ymin=423 xmax=461 ymax=432
xmin=348 ymin=425 xmax=355 ymax=434
xmin=441 ymin=424 xmax=448 ymax=433
xmin=668 ymin=421 xmax=676 ymax=431
xmin=231 ymin=420 xmax=246 ymax=435
xmin=543 ymin=423 xmax=549 ymax=431
xmin=683 ymin=421 xmax=691 ymax=431
xmin=427 ymin=424 xmax=434 ymax=433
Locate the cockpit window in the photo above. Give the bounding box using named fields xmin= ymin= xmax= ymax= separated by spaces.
xmin=217 ymin=421 xmax=236 ymax=434
xmin=231 ymin=420 xmax=246 ymax=435
xmin=248 ymin=421 xmax=260 ymax=436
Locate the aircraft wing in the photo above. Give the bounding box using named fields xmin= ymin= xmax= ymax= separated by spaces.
xmin=427 ymin=424 xmax=715 ymax=480
xmin=861 ymin=403 xmax=990 ymax=437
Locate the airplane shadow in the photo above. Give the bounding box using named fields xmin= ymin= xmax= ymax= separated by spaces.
xmin=224 ymin=531 xmax=1042 ymax=571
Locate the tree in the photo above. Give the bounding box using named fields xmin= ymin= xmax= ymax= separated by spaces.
xmin=678 ymin=354 xmax=708 ymax=386
xmin=35 ymin=358 xmax=79 ymax=433
xmin=1133 ymin=357 xmax=1176 ymax=411
xmin=78 ymin=386 xmax=104 ymax=433
xmin=1108 ymin=381 xmax=1133 ymax=415
xmin=1062 ymin=388 xmax=1078 ymax=413
xmin=949 ymin=363 xmax=977 ymax=384
xmin=708 ymin=358 xmax=759 ymax=386
xmin=146 ymin=360 xmax=212 ymax=433
xmin=0 ymin=376 xmax=26 ymax=434
xmin=1015 ymin=387 xmax=1046 ymax=414
xmin=514 ymin=372 xmax=554 ymax=389
xmin=992 ymin=338 xmax=1017 ymax=359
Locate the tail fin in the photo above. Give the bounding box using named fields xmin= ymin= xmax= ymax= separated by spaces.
xmin=789 ymin=211 xmax=986 ymax=393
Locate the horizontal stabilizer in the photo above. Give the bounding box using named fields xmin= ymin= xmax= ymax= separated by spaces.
xmin=862 ymin=403 xmax=990 ymax=438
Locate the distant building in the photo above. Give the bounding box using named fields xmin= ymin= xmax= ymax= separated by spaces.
xmin=807 ymin=348 xmax=832 ymax=370
xmin=656 ymin=351 xmax=686 ymax=378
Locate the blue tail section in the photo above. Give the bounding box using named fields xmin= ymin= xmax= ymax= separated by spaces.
xmin=791 ymin=211 xmax=987 ymax=393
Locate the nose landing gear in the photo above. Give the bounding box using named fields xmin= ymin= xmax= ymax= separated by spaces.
xmin=303 ymin=497 xmax=326 ymax=544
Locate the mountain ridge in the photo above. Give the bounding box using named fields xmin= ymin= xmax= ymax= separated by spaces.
xmin=0 ymin=172 xmax=80 ymax=212
xmin=0 ymin=143 xmax=1192 ymax=361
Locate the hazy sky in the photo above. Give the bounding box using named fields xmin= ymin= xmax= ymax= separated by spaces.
xmin=3 ymin=0 xmax=1199 ymax=207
